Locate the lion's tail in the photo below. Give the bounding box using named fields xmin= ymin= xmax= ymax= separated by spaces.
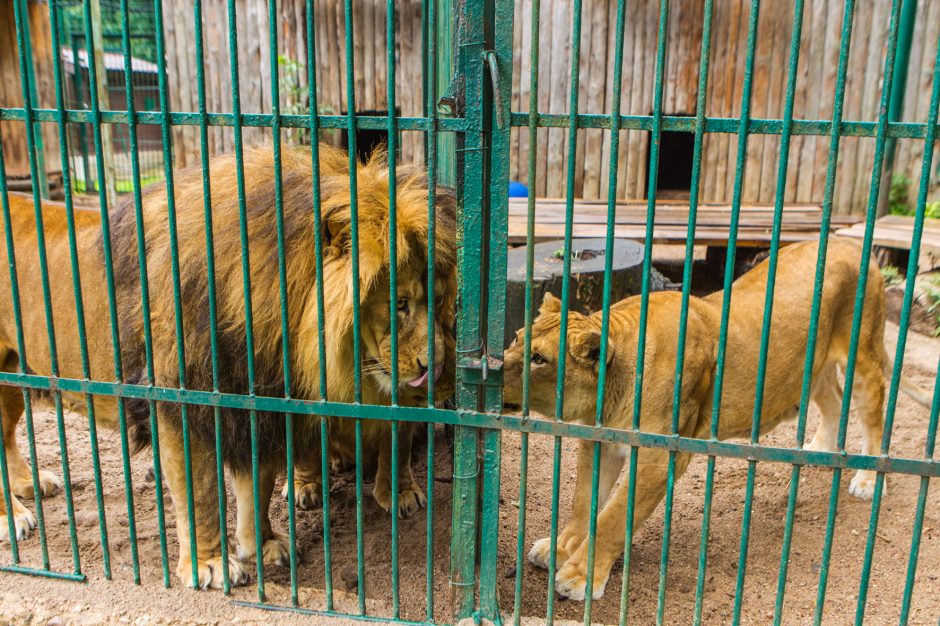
xmin=883 ymin=358 xmax=934 ymax=409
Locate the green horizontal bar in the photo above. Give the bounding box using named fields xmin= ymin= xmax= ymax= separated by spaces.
xmin=505 ymin=112 xmax=937 ymax=139
xmin=231 ymin=601 xmax=432 ymax=625
xmin=0 ymin=373 xmax=936 ymax=477
xmin=0 ymin=108 xmax=465 ymax=132
xmin=0 ymin=565 xmax=87 ymax=582
xmin=5 ymin=107 xmax=938 ymax=139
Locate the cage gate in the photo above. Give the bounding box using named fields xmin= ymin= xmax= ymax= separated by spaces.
xmin=1 ymin=0 xmax=940 ymax=624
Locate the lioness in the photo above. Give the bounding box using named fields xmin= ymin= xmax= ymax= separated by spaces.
xmin=0 ymin=144 xmax=456 ymax=589
xmin=503 ymin=237 xmax=930 ymax=601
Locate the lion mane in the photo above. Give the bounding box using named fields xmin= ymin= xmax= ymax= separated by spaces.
xmin=112 ymin=142 xmax=457 ymax=471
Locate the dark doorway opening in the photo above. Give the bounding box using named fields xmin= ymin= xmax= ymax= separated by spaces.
xmin=645 ymin=114 xmax=695 ymax=200
xmin=340 ymin=108 xmax=402 ymax=163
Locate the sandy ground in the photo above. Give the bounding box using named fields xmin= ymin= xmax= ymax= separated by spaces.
xmin=0 ymin=321 xmax=938 ymax=625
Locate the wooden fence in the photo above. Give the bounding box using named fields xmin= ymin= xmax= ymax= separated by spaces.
xmin=154 ymin=0 xmax=940 ymax=215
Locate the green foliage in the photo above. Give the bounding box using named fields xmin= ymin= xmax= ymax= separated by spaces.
xmin=889 ymin=174 xmax=912 ymax=216
xmin=926 ymin=200 xmax=940 ymax=220
xmin=880 ymin=265 xmax=904 ymax=288
xmin=921 ymin=274 xmax=940 ymax=336
xmin=277 ymin=54 xmax=335 ymax=146
xmin=57 ymin=0 xmax=158 ymax=63
xmin=887 ymin=173 xmax=940 ymax=219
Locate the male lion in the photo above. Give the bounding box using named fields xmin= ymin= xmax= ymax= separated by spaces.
xmin=503 ymin=237 xmax=931 ymax=601
xmin=0 ymin=143 xmax=456 ymax=590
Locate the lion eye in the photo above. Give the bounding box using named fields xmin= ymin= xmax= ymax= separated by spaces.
xmin=531 ymin=353 xmax=546 ymax=365
xmin=397 ymin=298 xmax=410 ymax=314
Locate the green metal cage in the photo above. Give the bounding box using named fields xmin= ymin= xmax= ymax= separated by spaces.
xmin=0 ymin=0 xmax=938 ymax=624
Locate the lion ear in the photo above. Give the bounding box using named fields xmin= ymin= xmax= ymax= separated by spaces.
xmin=539 ymin=291 xmax=562 ymax=315
xmin=322 ymin=203 xmax=351 ymax=256
xmin=569 ymin=329 xmax=613 ymax=368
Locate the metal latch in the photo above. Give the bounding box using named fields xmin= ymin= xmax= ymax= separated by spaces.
xmin=457 ymin=341 xmax=504 ymax=387
xmin=483 ymin=50 xmax=506 ymax=130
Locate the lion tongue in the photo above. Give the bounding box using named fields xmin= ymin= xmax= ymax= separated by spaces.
xmin=407 ymin=371 xmax=429 ymax=388
xmin=407 ymin=364 xmax=443 ymax=388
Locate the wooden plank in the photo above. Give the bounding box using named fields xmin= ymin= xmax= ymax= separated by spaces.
xmin=836 ymin=216 xmax=940 ymax=254
xmin=534 ymin=0 xmax=553 ymax=197
xmin=545 ymin=0 xmax=570 ymax=198
xmin=510 ymin=0 xmax=525 ymax=184
xmin=515 ymin=0 xmax=532 ymax=187
xmin=597 ymin=0 xmax=617 ymax=199
xmin=503 ymin=199 xmax=859 ymax=247
xmin=580 ymin=0 xmax=609 ymax=199
xmin=812 ymin=0 xmax=841 ymax=203
xmin=507 ymin=222 xmax=852 ymax=246
xmin=571 ymin=0 xmax=591 ymax=196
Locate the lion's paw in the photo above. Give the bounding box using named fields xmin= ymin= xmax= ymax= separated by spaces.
xmin=849 ymin=471 xmax=882 ymax=501
xmin=12 ymin=470 xmax=61 ymax=499
xmin=177 ymin=554 xmax=249 ymax=590
xmin=281 ymin=479 xmax=321 ymax=510
xmin=555 ymin=561 xmax=607 ymax=601
xmin=0 ymin=506 xmax=35 ymax=542
xmin=238 ymin=533 xmax=295 ymax=567
xmin=397 ymin=485 xmax=426 ymax=518
xmin=528 ymin=537 xmax=556 ymax=570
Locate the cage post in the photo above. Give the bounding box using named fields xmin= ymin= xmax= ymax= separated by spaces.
xmin=15 ymin=0 xmax=49 ymax=199
xmin=88 ymin=0 xmax=118 ymax=207
xmin=449 ymin=0 xmax=487 ymax=619
xmin=877 ymin=0 xmax=917 ymax=217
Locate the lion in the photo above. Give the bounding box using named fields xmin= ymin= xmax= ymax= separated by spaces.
xmin=502 ymin=237 xmax=932 ymax=601
xmin=283 ymin=280 xmax=456 ymax=518
xmin=0 ymin=143 xmax=456 ymax=591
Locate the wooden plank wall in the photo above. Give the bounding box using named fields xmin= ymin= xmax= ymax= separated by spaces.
xmin=163 ymin=0 xmax=427 ymax=169
xmin=508 ymin=0 xmax=940 ymax=215
xmin=158 ymin=0 xmax=940 ymax=216
xmin=0 ymin=0 xmax=61 ymax=179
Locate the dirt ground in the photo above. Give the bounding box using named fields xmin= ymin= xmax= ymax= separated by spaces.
xmin=1 ymin=319 xmax=938 ymax=625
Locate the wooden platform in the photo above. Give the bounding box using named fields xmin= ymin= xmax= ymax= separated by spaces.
xmin=836 ymin=214 xmax=940 ymax=268
xmin=507 ymin=197 xmax=861 ymax=247
xmin=836 ymin=214 xmax=940 ymax=252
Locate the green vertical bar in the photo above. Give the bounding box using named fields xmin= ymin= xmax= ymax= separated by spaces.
xmin=260 ymin=0 xmax=297 ymax=603
xmin=435 ymin=0 xmax=455 ymax=189
xmin=857 ymin=12 xmax=939 ymax=624
xmin=772 ymin=2 xmax=855 ymax=623
xmin=155 ymin=0 xmax=199 ymax=589
xmin=340 ymin=0 xmax=367 ymax=614
xmin=70 ymin=34 xmax=92 ymax=194
xmin=40 ymin=0 xmax=98 ymax=578
xmin=544 ymin=0 xmax=585 ymax=621
xmin=686 ymin=4 xmax=760 ymax=624
xmin=16 ymin=0 xmax=49 ymax=200
xmin=118 ymin=0 xmax=171 ymax=586
xmin=511 ymin=0 xmax=540 ymax=618
xmin=814 ymin=2 xmax=904 ymax=623
xmin=668 ymin=1 xmax=713 ymax=624
xmin=618 ymin=2 xmax=670 ymax=624
xmin=11 ymin=0 xmax=74 ymax=571
xmin=422 ymin=0 xmax=439 ymax=620
xmin=302 ymin=0 xmax=334 ymax=609
xmin=450 ymin=0 xmax=485 ymax=619
xmin=730 ymin=3 xmax=805 ymax=623
xmin=585 ymin=0 xmax=628 ymax=619
xmin=879 ymin=0 xmax=917 ymax=217
xmin=478 ymin=0 xmax=512 ymax=618
xmin=385 ymin=0 xmax=402 ymax=617
xmin=0 ymin=139 xmax=27 ymax=565
xmin=899 ymin=361 xmax=940 ymax=625
xmin=79 ymin=0 xmax=142 ymax=583
xmin=218 ymin=0 xmax=266 ymax=599
xmin=192 ymin=0 xmax=230 ymax=595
